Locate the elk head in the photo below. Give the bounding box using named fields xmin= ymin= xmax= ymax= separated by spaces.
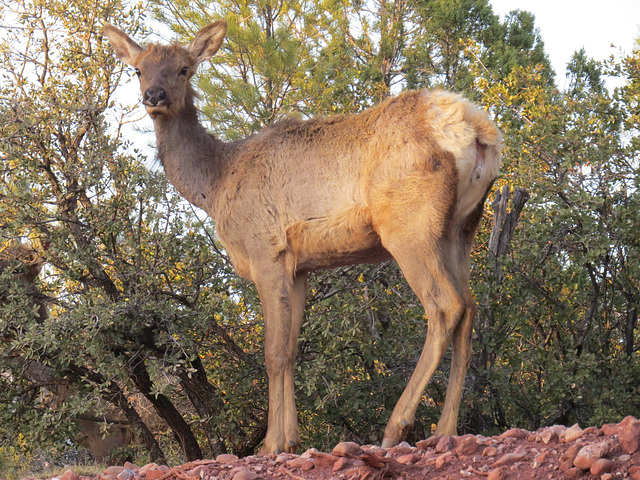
xmin=103 ymin=21 xmax=227 ymax=119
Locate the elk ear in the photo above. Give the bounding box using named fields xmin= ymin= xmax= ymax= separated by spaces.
xmin=188 ymin=20 xmax=227 ymax=66
xmin=103 ymin=23 xmax=144 ymax=66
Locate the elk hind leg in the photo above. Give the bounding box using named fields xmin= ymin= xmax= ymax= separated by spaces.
xmin=380 ymin=244 xmax=466 ymax=448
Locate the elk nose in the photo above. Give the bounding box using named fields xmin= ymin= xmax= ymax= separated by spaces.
xmin=144 ymin=87 xmax=167 ymax=106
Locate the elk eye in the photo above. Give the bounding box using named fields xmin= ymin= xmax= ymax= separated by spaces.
xmin=134 ymin=68 xmax=141 ymax=76
xmin=180 ymin=67 xmax=189 ymax=76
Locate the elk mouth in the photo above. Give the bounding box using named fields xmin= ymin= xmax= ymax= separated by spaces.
xmin=143 ymin=103 xmax=170 ymax=119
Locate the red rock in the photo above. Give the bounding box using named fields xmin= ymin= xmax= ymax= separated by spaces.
xmin=602 ymin=423 xmax=618 ymax=436
xmin=123 ymin=462 xmax=139 ymax=471
xmin=332 ymin=441 xmax=362 ymax=457
xmin=231 ymin=467 xmax=258 ymax=480
xmin=487 ymin=467 xmax=506 ymax=480
xmin=540 ymin=429 xmax=559 ymax=444
xmin=482 ymin=446 xmax=498 ymax=457
xmin=217 ymin=453 xmax=240 ymax=463
xmin=583 ymin=426 xmax=601 ymax=435
xmin=286 ymin=457 xmax=309 ymax=469
xmin=144 ymin=469 xmax=167 ymax=480
xmin=619 ymin=420 xmax=640 ymax=454
xmin=456 ymin=435 xmax=480 ymax=456
xmin=388 ymin=441 xmax=414 ymax=455
xmin=492 ymin=447 xmax=527 ymax=467
xmin=301 ymin=459 xmax=314 ymax=471
xmin=590 ymin=458 xmax=613 ymax=475
xmin=332 ymin=456 xmax=351 ymax=471
xmin=309 ymin=451 xmax=339 ymax=467
xmin=397 ymin=453 xmax=419 ymax=465
xmin=300 ymin=447 xmax=318 ymax=458
xmin=104 ymin=467 xmax=126 ymax=476
xmin=499 ymin=428 xmax=529 ymax=440
xmin=139 ymin=463 xmax=161 ymax=474
xmin=564 ymin=467 xmax=584 ymax=479
xmin=435 ymin=435 xmax=455 ymax=452
xmin=116 ymin=469 xmax=135 ymax=480
xmin=533 ymin=451 xmax=550 ymax=464
xmin=60 ymin=469 xmax=79 ymax=480
xmin=435 ymin=452 xmax=452 ymax=469
xmin=619 ymin=415 xmax=639 ymax=429
xmin=416 ymin=436 xmax=441 ymax=450
xmin=559 ymin=443 xmax=582 ymax=471
xmin=573 ymin=439 xmax=615 ymax=470
xmin=562 ymin=423 xmax=584 ymax=443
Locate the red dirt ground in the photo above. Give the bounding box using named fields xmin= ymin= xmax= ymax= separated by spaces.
xmin=28 ymin=416 xmax=640 ymax=480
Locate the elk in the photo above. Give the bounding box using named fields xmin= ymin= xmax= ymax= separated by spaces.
xmin=104 ymin=20 xmax=502 ymax=455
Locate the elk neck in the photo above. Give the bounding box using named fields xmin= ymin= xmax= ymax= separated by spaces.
xmin=151 ymin=87 xmax=228 ymax=215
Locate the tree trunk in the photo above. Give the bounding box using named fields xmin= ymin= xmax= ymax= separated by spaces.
xmin=129 ymin=358 xmax=203 ymax=462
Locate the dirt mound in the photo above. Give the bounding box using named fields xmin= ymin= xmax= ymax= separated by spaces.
xmin=28 ymin=416 xmax=640 ymax=480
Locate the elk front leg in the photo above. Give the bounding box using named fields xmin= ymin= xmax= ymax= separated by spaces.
xmin=283 ymin=273 xmax=307 ymax=452
xmin=256 ymin=265 xmax=305 ymax=455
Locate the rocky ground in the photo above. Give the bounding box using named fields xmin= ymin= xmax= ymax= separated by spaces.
xmin=22 ymin=416 xmax=640 ymax=480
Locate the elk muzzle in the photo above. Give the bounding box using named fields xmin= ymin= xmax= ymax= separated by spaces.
xmin=143 ymin=86 xmax=170 ymax=117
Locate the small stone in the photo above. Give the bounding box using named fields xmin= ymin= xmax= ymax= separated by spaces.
xmin=601 ymin=474 xmax=613 ymax=480
xmin=217 ymin=453 xmax=240 ymax=464
xmin=562 ymin=423 xmax=584 ymax=443
xmin=540 ymin=429 xmax=559 ymax=444
xmin=573 ymin=439 xmax=616 ymax=470
xmin=499 ymin=428 xmax=529 ymax=440
xmin=116 ymin=469 xmax=135 ymax=480
xmin=309 ymin=451 xmax=339 ymax=467
xmin=397 ymin=453 xmax=419 ymax=465
xmin=590 ymin=458 xmax=613 ymax=475
xmin=416 ymin=436 xmax=441 ymax=450
xmin=583 ymin=426 xmax=600 ymax=435
xmin=619 ymin=419 xmax=640 ymax=454
xmin=286 ymin=457 xmax=309 ymax=469
xmin=104 ymin=467 xmax=126 ymax=476
xmin=143 ymin=469 xmax=166 ymax=480
xmin=559 ymin=443 xmax=582 ymax=471
xmin=564 ymin=467 xmax=583 ymax=479
xmin=487 ymin=467 xmax=505 ymax=480
xmin=618 ymin=453 xmax=631 ymax=461
xmin=300 ymin=447 xmax=318 ymax=458
xmin=60 ymin=469 xmax=78 ymax=480
xmin=332 ymin=441 xmax=362 ymax=457
xmin=435 ymin=435 xmax=455 ymax=453
xmin=492 ymin=447 xmax=527 ymax=467
xmin=123 ymin=462 xmax=139 ymax=471
xmin=139 ymin=463 xmax=160 ymax=474
xmin=602 ymin=423 xmax=618 ymax=436
xmin=630 ymin=466 xmax=640 ymax=480
xmin=456 ymin=435 xmax=480 ymax=456
xmin=482 ymin=446 xmax=498 ymax=457
xmin=435 ymin=452 xmax=451 ymax=469
xmin=332 ymin=456 xmax=351 ymax=471
xmin=231 ymin=467 xmax=258 ymax=480
xmin=533 ymin=451 xmax=550 ymax=464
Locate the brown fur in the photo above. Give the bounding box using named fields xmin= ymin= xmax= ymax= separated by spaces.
xmin=104 ymin=21 xmax=502 ymax=454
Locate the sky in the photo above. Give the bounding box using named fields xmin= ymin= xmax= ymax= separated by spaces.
xmin=489 ymin=0 xmax=640 ymax=89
